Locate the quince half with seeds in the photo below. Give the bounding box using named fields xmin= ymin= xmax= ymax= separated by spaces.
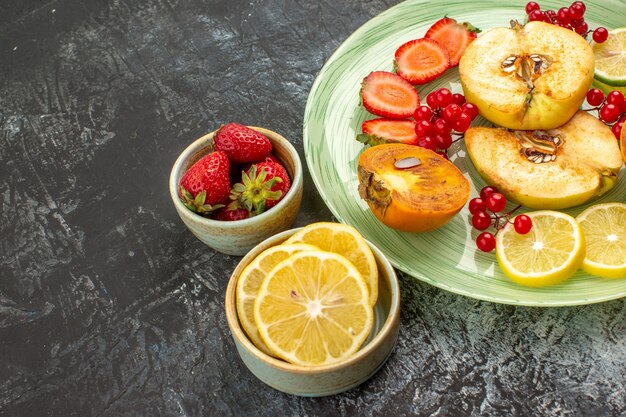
xmin=465 ymin=111 xmax=623 ymax=210
xmin=459 ymin=21 xmax=594 ymax=130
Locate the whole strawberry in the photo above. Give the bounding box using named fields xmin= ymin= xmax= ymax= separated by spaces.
xmin=231 ymin=162 xmax=291 ymax=215
xmin=212 ymin=206 xmax=250 ymax=221
xmin=241 ymin=153 xmax=282 ymax=173
xmin=214 ymin=123 xmax=272 ymax=164
xmin=179 ymin=151 xmax=230 ymax=215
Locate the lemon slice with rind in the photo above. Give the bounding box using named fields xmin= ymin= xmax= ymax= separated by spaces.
xmin=593 ymin=28 xmax=626 ymax=87
xmin=254 ymin=251 xmax=373 ymax=366
xmin=236 ymin=243 xmax=318 ymax=355
xmin=576 ymin=203 xmax=626 ymax=279
xmin=496 ymin=211 xmax=585 ymax=287
xmin=285 ymin=222 xmax=378 ymax=305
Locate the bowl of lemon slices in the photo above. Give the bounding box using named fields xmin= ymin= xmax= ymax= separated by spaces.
xmin=224 ymin=222 xmax=400 ymax=396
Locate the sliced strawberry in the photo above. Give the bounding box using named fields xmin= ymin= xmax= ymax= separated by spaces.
xmin=360 ymin=71 xmax=420 ymax=119
xmin=424 ymin=17 xmax=480 ymax=67
xmin=357 ymin=118 xmax=418 ymax=146
xmin=394 ymin=38 xmax=450 ymax=85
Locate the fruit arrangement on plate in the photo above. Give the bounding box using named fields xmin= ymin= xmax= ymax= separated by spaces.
xmin=353 ymin=2 xmax=626 ymax=286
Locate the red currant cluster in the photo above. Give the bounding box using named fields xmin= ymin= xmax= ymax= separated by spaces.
xmin=525 ymin=1 xmax=608 ymax=42
xmin=413 ymin=88 xmax=479 ymax=158
xmin=585 ymin=89 xmax=626 ymax=139
xmin=469 ymin=186 xmax=532 ymax=252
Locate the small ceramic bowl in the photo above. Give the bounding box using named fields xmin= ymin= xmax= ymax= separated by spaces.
xmin=169 ymin=127 xmax=303 ymax=256
xmin=224 ymin=228 xmax=400 ymax=396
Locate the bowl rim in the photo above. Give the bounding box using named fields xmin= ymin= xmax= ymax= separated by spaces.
xmin=224 ymin=227 xmax=401 ymax=374
xmin=169 ymin=126 xmax=303 ymax=227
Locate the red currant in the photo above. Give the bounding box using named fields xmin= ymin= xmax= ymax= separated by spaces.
xmin=568 ymin=3 xmax=584 ymax=20
xmin=593 ymin=27 xmax=609 ymax=43
xmin=514 ymin=214 xmax=533 ymax=235
xmin=451 ymin=112 xmax=472 ymax=132
xmin=575 ymin=21 xmax=589 ymax=35
xmin=476 ymin=232 xmax=496 ymax=252
xmin=612 ymin=121 xmax=623 ymax=140
xmin=607 ymin=91 xmax=625 ymax=107
xmin=434 ymin=132 xmax=453 ymax=150
xmin=436 ymin=151 xmax=449 ymax=160
xmin=452 ymin=93 xmax=466 ymax=106
xmin=599 ymin=103 xmax=620 ymax=123
xmin=525 ymin=1 xmax=540 ymax=14
xmin=461 ymin=103 xmax=479 ymax=120
xmin=486 ymin=193 xmax=507 ymax=213
xmin=472 ymin=211 xmax=492 ymax=230
xmin=571 ymin=1 xmax=585 ymax=13
xmin=443 ymin=104 xmax=462 ymax=122
xmin=426 ymin=92 xmax=438 ymax=109
xmin=414 ymin=105 xmax=433 ymax=121
xmin=433 ymin=118 xmax=452 ymax=134
xmin=415 ymin=120 xmax=434 ymax=137
xmin=434 ymin=88 xmax=453 ymax=108
xmin=528 ymin=9 xmax=545 ymax=22
xmin=417 ymin=136 xmax=437 ymax=151
xmin=468 ymin=197 xmax=487 ymax=215
xmin=480 ymin=185 xmax=499 ymax=200
xmin=545 ymin=9 xmax=557 ymax=23
xmin=586 ymin=88 xmax=604 ymax=106
xmin=556 ymin=7 xmax=571 ymax=24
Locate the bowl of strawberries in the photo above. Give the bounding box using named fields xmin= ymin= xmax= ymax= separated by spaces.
xmin=169 ymin=123 xmax=303 ymax=255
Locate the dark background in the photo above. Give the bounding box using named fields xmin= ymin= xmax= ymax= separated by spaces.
xmin=1 ymin=0 xmax=624 ymax=416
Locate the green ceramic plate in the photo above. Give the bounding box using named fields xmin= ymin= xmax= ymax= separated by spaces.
xmin=303 ymin=0 xmax=626 ymax=306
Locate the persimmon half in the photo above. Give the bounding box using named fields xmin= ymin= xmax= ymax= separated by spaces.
xmin=357 ymin=144 xmax=470 ymax=232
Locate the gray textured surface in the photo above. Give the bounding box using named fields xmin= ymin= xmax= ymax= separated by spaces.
xmin=0 ymin=0 xmax=624 ymax=416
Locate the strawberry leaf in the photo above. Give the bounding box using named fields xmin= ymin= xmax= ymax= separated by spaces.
xmin=464 ymin=21 xmax=481 ymax=34
xmin=179 ymin=186 xmax=223 ymax=215
xmin=194 ymin=191 xmax=207 ymax=207
xmin=357 ymin=133 xmax=389 ymax=146
xmin=230 ymin=166 xmax=284 ymax=216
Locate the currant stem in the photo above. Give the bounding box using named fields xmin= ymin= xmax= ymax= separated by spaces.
xmin=451 ymin=134 xmax=465 ymax=144
xmin=488 ymin=204 xmax=523 ymax=233
xmin=508 ymin=204 xmax=522 ymax=215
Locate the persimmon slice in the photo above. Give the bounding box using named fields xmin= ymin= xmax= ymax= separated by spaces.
xmin=357 ymin=144 xmax=470 ymax=232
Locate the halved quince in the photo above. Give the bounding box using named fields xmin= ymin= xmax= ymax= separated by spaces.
xmin=459 ymin=21 xmax=594 ymax=130
xmin=357 ymin=144 xmax=470 ymax=232
xmin=465 ymin=111 xmax=623 ymax=210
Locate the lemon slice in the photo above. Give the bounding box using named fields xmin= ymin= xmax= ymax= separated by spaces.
xmin=254 ymin=251 xmax=373 ymax=366
xmin=285 ymin=222 xmax=378 ymax=305
xmin=593 ymin=79 xmax=626 ymax=96
xmin=593 ymin=28 xmax=626 ymax=86
xmin=236 ymin=243 xmax=318 ymax=355
xmin=575 ymin=203 xmax=626 ymax=279
xmin=495 ymin=211 xmax=585 ymax=287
